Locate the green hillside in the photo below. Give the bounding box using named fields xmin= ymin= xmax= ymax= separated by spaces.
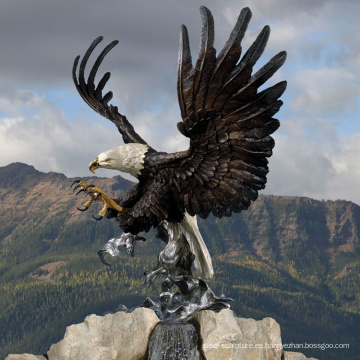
xmin=1 ymin=163 xmax=359 ymax=360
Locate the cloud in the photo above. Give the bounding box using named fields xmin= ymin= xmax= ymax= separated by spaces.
xmin=264 ymin=116 xmax=360 ymax=205
xmin=291 ymin=68 xmax=360 ymax=115
xmin=0 ymin=88 xmax=188 ymax=180
xmin=0 ymin=0 xmax=359 ymax=205
xmin=264 ymin=128 xmax=337 ymax=200
xmin=0 ymin=90 xmax=121 ymax=177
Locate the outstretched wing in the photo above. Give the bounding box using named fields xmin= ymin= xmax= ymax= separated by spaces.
xmin=72 ymin=37 xmax=149 ymax=146
xmin=157 ymin=6 xmax=286 ymax=219
xmin=115 ymin=6 xmax=287 ymax=234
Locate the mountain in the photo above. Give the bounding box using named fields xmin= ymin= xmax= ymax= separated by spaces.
xmin=1 ymin=162 xmax=359 ymax=360
xmin=0 ymin=162 xmax=135 ymax=261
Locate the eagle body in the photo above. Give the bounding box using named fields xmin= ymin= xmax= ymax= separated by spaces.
xmin=72 ymin=6 xmax=287 ymax=273
xmin=107 ymin=145 xmax=188 ymax=234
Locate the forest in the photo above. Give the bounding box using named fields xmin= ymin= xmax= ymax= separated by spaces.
xmin=1 ymin=163 xmax=360 ymax=359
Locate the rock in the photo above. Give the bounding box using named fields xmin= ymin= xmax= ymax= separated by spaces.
xmin=5 ymin=309 xmax=319 ymax=360
xmin=193 ymin=309 xmax=282 ymax=360
xmin=47 ymin=307 xmax=160 ymax=360
xmin=282 ymin=351 xmax=318 ymax=360
xmin=5 ymin=355 xmax=46 ymax=360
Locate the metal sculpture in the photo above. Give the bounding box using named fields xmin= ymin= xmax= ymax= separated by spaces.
xmin=71 ymin=6 xmax=286 ymax=321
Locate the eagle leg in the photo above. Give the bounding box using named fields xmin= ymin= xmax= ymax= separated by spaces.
xmin=71 ymin=180 xmax=123 ymax=219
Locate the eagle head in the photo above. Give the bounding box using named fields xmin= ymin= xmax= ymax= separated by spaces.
xmin=89 ymin=143 xmax=149 ymax=178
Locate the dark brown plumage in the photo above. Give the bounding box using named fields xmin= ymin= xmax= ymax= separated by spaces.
xmin=72 ymin=6 xmax=287 ymax=235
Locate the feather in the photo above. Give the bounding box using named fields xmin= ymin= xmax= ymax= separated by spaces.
xmin=102 ymin=91 xmax=113 ymax=104
xmin=205 ymin=7 xmax=252 ymax=108
xmin=219 ymin=181 xmax=238 ymax=196
xmin=245 ymin=120 xmax=280 ymax=139
xmin=173 ymin=178 xmax=181 ymax=192
xmin=177 ymin=122 xmax=189 ymax=137
xmin=205 ymin=189 xmax=217 ymax=204
xmin=230 ymin=136 xmax=275 ymax=152
xmin=127 ymin=217 xmax=135 ymax=226
xmin=229 ymin=159 xmax=268 ymax=177
xmin=249 ymin=51 xmax=287 ymax=90
xmin=217 ymin=130 xmax=229 ymax=143
xmin=95 ymin=72 xmax=111 ymax=101
xmin=150 ymin=195 xmax=157 ymax=206
xmin=231 ymin=51 xmax=287 ymax=104
xmin=201 ymin=160 xmax=217 ymax=171
xmin=226 ymin=81 xmax=287 ymax=120
xmin=214 ymin=26 xmax=270 ymax=111
xmin=89 ymin=40 xmax=119 ymax=100
xmin=236 ymin=25 xmax=270 ymax=75
xmin=225 ymin=101 xmax=283 ymax=129
xmin=78 ymin=37 xmax=103 ymax=97
xmin=231 ymin=145 xmax=269 ymax=165
xmin=177 ymin=25 xmax=193 ymax=119
xmin=240 ymin=192 xmax=252 ymax=208
xmin=198 ymin=166 xmax=214 ymax=179
xmin=212 ymin=207 xmax=224 ymax=218
xmin=207 ymin=177 xmax=219 ymax=189
xmin=191 ymin=193 xmax=202 ymax=214
xmin=231 ymin=142 xmax=273 ymax=156
xmin=194 ymin=6 xmax=216 ymax=111
xmin=213 ymin=190 xmax=228 ymax=207
xmin=230 ymin=168 xmax=266 ymax=188
xmin=184 ymin=116 xmax=195 ymax=129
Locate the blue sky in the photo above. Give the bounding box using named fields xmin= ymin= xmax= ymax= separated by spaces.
xmin=0 ymin=0 xmax=359 ymax=204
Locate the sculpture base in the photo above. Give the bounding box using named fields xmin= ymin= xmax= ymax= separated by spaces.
xmin=5 ymin=308 xmax=319 ymax=360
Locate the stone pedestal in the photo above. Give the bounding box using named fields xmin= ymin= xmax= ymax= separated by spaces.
xmin=5 ymin=309 xmax=318 ymax=360
xmin=194 ymin=310 xmax=282 ymax=360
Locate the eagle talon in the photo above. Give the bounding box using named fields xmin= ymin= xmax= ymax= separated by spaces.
xmin=77 ymin=206 xmax=88 ymax=212
xmin=71 ymin=180 xmax=80 ymax=188
xmin=98 ymin=250 xmax=112 ymax=266
xmin=93 ymin=215 xmax=103 ymax=221
xmin=72 ymin=180 xmax=123 ymax=220
xmin=73 ymin=185 xmax=81 ymax=193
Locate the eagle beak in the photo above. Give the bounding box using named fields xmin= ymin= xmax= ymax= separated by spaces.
xmin=89 ymin=157 xmax=99 ymax=173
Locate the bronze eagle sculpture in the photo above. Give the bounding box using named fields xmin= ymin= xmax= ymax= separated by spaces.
xmin=71 ymin=6 xmax=286 ymax=318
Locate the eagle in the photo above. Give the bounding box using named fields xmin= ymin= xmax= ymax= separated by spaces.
xmin=72 ymin=6 xmax=286 ymax=280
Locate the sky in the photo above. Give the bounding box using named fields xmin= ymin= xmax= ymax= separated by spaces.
xmin=0 ymin=0 xmax=359 ymax=204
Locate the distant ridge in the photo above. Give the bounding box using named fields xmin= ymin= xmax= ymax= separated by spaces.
xmin=1 ymin=161 xmax=360 ymax=265
xmin=0 ymin=162 xmax=42 ymax=187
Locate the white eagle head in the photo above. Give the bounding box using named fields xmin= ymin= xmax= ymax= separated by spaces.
xmin=89 ymin=143 xmax=149 ymax=178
